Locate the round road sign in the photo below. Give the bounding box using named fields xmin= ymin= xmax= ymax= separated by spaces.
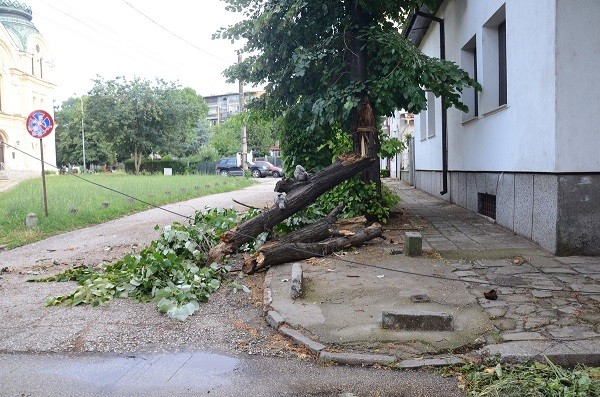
xmin=26 ymin=110 xmax=54 ymax=139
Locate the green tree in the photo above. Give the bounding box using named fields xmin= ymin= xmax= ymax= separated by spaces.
xmin=209 ymin=110 xmax=277 ymax=158
xmin=55 ymin=96 xmax=114 ymax=168
xmin=83 ymin=76 xmax=208 ymax=173
xmin=159 ymin=87 xmax=209 ymax=156
xmin=217 ymin=0 xmax=478 ymax=186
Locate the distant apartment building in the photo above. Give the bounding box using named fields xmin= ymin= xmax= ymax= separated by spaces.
xmin=204 ymin=91 xmax=263 ymax=125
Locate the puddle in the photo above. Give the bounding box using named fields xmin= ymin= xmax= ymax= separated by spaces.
xmin=43 ymin=352 xmax=240 ymax=388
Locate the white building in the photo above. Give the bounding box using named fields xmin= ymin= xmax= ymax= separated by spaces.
xmin=380 ymin=109 xmax=413 ymax=180
xmin=0 ymin=0 xmax=55 ymax=180
xmin=407 ymin=0 xmax=600 ymax=255
xmin=204 ymin=91 xmax=263 ymax=125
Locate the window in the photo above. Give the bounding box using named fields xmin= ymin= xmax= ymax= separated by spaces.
xmin=498 ymin=21 xmax=507 ymax=106
xmin=427 ymin=91 xmax=436 ymax=138
xmin=461 ymin=35 xmax=478 ymax=121
xmin=419 ymin=111 xmax=426 ymax=141
xmin=482 ymin=5 xmax=507 ymax=113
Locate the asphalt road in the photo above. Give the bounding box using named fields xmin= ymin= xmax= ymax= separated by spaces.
xmin=0 ymin=352 xmax=464 ymax=397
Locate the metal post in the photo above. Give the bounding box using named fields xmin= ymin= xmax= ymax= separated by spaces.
xmin=39 ymin=139 xmax=48 ymax=216
xmin=239 ymin=54 xmax=248 ymax=170
xmin=80 ymin=96 xmax=86 ymax=172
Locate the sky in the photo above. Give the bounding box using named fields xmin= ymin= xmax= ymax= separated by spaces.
xmin=27 ymin=0 xmax=248 ymax=103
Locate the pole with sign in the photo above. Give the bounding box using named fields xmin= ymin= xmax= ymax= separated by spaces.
xmin=26 ymin=110 xmax=55 ymax=217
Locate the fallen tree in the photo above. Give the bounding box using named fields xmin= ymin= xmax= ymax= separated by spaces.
xmin=243 ymin=222 xmax=383 ymax=274
xmin=208 ymin=154 xmax=376 ymax=264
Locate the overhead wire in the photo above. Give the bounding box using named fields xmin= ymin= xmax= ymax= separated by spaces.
xmin=120 ymin=0 xmax=230 ymax=62
xmin=2 ymin=139 xmax=598 ymax=296
xmin=34 ymin=0 xmax=187 ymax=72
xmin=31 ymin=0 xmax=236 ymax=97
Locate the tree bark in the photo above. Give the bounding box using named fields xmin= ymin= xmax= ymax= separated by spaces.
xmin=207 ymin=154 xmax=376 ymax=264
xmin=347 ymin=4 xmax=381 ymax=194
xmin=278 ymin=204 xmax=344 ymax=244
xmin=243 ymin=223 xmax=383 ymax=274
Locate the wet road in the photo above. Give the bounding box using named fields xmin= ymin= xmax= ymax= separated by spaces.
xmin=0 ymin=351 xmax=464 ymax=397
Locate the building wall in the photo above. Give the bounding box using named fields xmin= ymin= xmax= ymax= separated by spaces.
xmin=380 ymin=109 xmax=413 ymax=179
xmin=0 ymin=16 xmax=55 ymax=178
xmin=411 ymin=0 xmax=600 ymax=255
xmin=554 ymin=0 xmax=600 ymax=172
xmin=415 ymin=0 xmax=559 ymax=173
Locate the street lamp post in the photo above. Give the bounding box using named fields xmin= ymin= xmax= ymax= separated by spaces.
xmin=80 ymin=96 xmax=86 ymax=172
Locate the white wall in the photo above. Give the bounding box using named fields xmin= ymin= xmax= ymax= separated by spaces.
xmin=554 ymin=0 xmax=600 ymax=172
xmin=414 ymin=0 xmax=560 ymax=173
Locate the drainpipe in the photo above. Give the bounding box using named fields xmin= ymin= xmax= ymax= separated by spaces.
xmin=415 ymin=10 xmax=448 ymax=196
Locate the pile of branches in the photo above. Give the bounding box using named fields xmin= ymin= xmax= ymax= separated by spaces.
xmin=209 ymin=153 xmax=384 ymax=273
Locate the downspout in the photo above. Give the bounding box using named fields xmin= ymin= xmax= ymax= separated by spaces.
xmin=415 ymin=10 xmax=448 ymax=196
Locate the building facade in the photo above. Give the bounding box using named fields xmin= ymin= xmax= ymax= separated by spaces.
xmin=407 ymin=0 xmax=600 ymax=255
xmin=204 ymin=91 xmax=263 ymax=125
xmin=380 ymin=109 xmax=414 ymax=180
xmin=0 ymin=0 xmax=56 ymax=179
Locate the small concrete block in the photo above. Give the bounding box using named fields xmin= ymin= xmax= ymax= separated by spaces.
xmin=279 ymin=326 xmax=325 ymax=354
xmin=266 ymin=310 xmax=285 ymax=329
xmin=398 ymin=357 xmax=464 ymax=369
xmin=403 ymin=231 xmax=422 ymax=256
xmin=382 ymin=309 xmax=454 ymax=331
xmin=25 ymin=212 xmax=38 ymax=228
xmin=319 ymin=351 xmax=397 ymax=366
xmin=290 ymin=262 xmax=303 ymax=299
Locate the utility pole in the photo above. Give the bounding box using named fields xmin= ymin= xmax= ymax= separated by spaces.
xmin=239 ymin=54 xmax=248 ymax=169
xmin=80 ymin=96 xmax=86 ymax=172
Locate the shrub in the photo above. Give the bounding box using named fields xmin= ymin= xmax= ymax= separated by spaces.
xmin=314 ymin=177 xmax=399 ymax=223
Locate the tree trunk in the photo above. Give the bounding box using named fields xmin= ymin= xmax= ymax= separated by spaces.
xmin=348 ymin=4 xmax=381 ymax=194
xmin=134 ymin=146 xmax=142 ymax=175
xmin=278 ymin=204 xmax=345 ymax=244
xmin=243 ymin=223 xmax=383 ymax=274
xmin=207 ymin=153 xmax=376 ymax=264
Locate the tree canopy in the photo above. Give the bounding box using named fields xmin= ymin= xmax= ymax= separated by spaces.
xmin=55 ymin=77 xmax=209 ymax=173
xmin=216 ymin=0 xmax=478 ymax=175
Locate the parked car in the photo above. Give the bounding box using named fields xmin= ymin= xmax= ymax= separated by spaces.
xmin=248 ymin=160 xmax=283 ymax=178
xmin=215 ymin=157 xmax=244 ymax=176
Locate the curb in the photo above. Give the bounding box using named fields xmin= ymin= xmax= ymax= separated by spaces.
xmin=263 ymin=265 xmax=600 ymax=368
xmin=263 ymin=265 xmax=465 ymax=368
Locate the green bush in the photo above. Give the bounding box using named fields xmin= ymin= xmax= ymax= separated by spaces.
xmin=124 ymin=159 xmax=187 ymax=174
xmin=314 ymin=177 xmax=399 ymax=223
xmin=380 ymin=169 xmax=390 ymax=178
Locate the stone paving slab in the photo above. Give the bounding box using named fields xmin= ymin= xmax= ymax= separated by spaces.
xmin=263 ymin=180 xmax=600 ymax=368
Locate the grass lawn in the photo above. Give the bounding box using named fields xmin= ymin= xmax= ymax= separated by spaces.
xmin=0 ymin=172 xmax=255 ymax=249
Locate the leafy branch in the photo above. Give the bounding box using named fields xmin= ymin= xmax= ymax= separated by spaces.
xmin=32 ymin=207 xmax=260 ymax=321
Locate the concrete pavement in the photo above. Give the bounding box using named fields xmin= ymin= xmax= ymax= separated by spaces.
xmin=265 ymin=179 xmax=600 ymax=368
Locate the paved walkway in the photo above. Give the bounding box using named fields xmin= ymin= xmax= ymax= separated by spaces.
xmin=266 ymin=180 xmax=600 ymax=367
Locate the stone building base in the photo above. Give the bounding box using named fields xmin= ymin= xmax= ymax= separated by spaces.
xmin=413 ymin=170 xmax=600 ymax=256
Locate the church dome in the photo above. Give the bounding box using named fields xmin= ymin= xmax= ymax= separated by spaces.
xmin=0 ymin=0 xmax=38 ymax=51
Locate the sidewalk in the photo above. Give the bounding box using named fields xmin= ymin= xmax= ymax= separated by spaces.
xmin=265 ymin=180 xmax=600 ymax=367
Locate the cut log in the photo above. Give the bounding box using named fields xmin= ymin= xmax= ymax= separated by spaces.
xmin=243 ymin=223 xmax=383 ymax=274
xmin=278 ymin=204 xmax=344 ymax=244
xmin=207 ymin=154 xmax=376 ymax=264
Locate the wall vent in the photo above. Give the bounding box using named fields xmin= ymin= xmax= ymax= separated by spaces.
xmin=478 ymin=193 xmax=496 ymax=219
